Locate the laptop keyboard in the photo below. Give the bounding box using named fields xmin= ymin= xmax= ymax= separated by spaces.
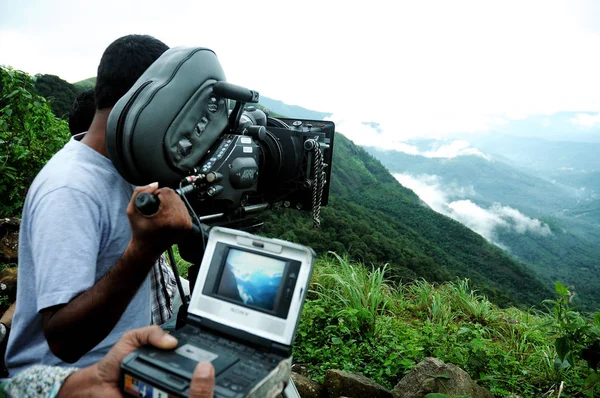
xmin=176 ymin=327 xmax=283 ymax=397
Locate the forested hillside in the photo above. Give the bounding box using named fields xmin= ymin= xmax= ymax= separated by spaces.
xmin=33 ymin=74 xmax=83 ymax=119
xmin=259 ymin=134 xmax=553 ymax=308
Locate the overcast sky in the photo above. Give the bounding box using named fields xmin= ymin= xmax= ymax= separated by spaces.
xmin=2 ymin=0 xmax=600 ymax=140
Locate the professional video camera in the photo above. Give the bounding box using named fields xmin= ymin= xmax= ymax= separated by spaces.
xmin=107 ymin=46 xmax=334 ymax=398
xmin=106 ymin=46 xmax=335 ymax=264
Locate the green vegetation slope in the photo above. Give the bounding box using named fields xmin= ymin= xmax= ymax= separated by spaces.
xmin=293 ymin=254 xmax=600 ymax=397
xmin=363 ymin=147 xmax=600 ymax=311
xmin=259 ymin=134 xmax=553 ymax=308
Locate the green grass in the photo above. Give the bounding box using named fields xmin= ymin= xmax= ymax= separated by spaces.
xmin=167 ymin=246 xmax=193 ymax=279
xmin=289 ymin=253 xmax=600 ymax=397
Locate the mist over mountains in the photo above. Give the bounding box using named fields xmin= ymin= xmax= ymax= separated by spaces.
xmin=362 ymin=130 xmax=600 ymax=310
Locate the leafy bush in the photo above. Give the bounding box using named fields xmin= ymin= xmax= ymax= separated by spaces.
xmin=542 ymin=282 xmax=600 ymax=396
xmin=0 ymin=67 xmax=70 ymax=217
xmin=292 ymin=254 xmax=600 ymax=396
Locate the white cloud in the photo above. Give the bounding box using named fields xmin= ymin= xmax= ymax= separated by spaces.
xmin=571 ymin=113 xmax=600 ymax=128
xmin=447 ymin=200 xmax=508 ymax=241
xmin=2 ymin=0 xmax=600 ymax=139
xmin=394 ymin=173 xmax=552 ymax=245
xmin=327 ymin=116 xmax=420 ymax=154
xmin=491 ymin=204 xmax=552 ymax=235
xmin=394 ymin=174 xmax=451 ymax=212
xmin=331 ymin=116 xmax=490 ymax=159
xmin=422 ymin=141 xmax=490 ymax=160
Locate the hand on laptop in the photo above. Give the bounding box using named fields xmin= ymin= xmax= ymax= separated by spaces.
xmin=58 ymin=325 xmax=216 ymax=397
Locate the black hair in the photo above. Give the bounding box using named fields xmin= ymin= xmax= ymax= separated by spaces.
xmin=95 ymin=34 xmax=168 ymax=110
xmin=68 ymin=88 xmax=96 ymax=135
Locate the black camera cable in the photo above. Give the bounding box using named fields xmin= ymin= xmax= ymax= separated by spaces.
xmin=135 ymin=182 xmax=207 ymax=313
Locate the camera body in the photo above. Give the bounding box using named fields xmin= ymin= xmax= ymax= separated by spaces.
xmin=188 ymin=107 xmax=335 ymax=220
xmin=106 ymin=47 xmax=335 ymax=234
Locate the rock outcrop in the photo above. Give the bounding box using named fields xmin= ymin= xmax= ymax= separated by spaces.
xmin=392 ymin=357 xmax=495 ymax=398
xmin=324 ymin=369 xmax=393 ymax=398
xmin=291 ymin=372 xmax=327 ymax=398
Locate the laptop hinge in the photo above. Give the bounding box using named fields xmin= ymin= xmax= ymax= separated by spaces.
xmin=270 ymin=342 xmax=291 ymax=357
xmin=185 ymin=313 xmax=204 ymax=328
xmin=185 ymin=315 xmax=291 ymax=356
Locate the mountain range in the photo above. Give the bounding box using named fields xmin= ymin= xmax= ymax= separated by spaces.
xmin=243 ymin=92 xmax=600 ymax=311
xmin=34 ymin=74 xmax=595 ymax=310
xmin=365 ymin=135 xmax=600 ymax=311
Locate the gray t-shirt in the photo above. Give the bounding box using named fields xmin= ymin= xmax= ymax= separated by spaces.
xmin=5 ymin=137 xmax=151 ymax=376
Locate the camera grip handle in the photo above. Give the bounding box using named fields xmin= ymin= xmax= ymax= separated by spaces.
xmin=134 ymin=192 xmax=202 ymax=235
xmin=135 ymin=192 xmax=160 ymax=215
xmin=213 ymin=81 xmax=259 ymax=103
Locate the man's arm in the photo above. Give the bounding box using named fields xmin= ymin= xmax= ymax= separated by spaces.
xmin=0 ymin=302 xmax=16 ymax=328
xmin=41 ymin=240 xmax=159 ymax=363
xmin=40 ymin=185 xmax=192 ymax=363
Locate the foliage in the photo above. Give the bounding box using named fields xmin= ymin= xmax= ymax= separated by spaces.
xmin=292 ymin=254 xmax=599 ymax=397
xmin=541 ymin=282 xmax=600 ymax=396
xmin=33 ymin=74 xmax=81 ymax=119
xmin=169 ymin=245 xmax=192 ymax=279
xmin=0 ymin=263 xmax=14 ymax=313
xmin=310 ymin=252 xmax=395 ymax=338
xmin=0 ymin=67 xmax=71 ymax=217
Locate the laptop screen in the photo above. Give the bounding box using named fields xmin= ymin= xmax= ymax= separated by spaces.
xmin=188 ymin=227 xmax=314 ymax=346
xmin=215 ymin=248 xmax=286 ymax=312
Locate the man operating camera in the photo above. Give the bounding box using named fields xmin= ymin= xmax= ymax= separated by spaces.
xmin=5 ymin=34 xmax=193 ymax=376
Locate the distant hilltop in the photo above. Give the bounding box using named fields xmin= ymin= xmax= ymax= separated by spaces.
xmin=73 ymin=77 xmax=332 ymax=122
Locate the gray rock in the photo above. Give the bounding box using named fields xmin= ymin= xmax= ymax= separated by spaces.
xmin=392 ymin=357 xmax=494 ymax=398
xmin=290 ymin=372 xmax=327 ymax=398
xmin=292 ymin=363 xmax=311 ymax=377
xmin=0 ymin=217 xmax=20 ymax=263
xmin=324 ymin=369 xmax=393 ymax=398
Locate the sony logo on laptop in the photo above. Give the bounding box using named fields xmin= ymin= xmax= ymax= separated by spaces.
xmin=230 ymin=307 xmax=250 ymax=316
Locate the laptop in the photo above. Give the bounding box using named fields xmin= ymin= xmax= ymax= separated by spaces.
xmin=121 ymin=226 xmax=315 ymax=398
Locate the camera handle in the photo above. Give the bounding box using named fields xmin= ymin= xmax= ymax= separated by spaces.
xmin=134 ymin=191 xmax=203 ymax=235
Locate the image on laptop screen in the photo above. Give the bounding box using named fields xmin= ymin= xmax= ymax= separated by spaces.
xmin=216 ymin=248 xmax=286 ymax=311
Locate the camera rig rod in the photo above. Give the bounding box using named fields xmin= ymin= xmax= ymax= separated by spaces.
xmin=134 ymin=172 xmax=223 ymax=216
xmin=198 ymin=203 xmax=269 ymax=222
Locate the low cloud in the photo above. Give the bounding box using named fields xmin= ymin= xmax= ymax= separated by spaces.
xmin=394 ymin=174 xmax=476 ymax=212
xmin=328 ymin=115 xmax=489 ymax=160
xmin=447 ymin=200 xmax=508 ymax=241
xmin=422 ymin=140 xmax=490 ymax=160
xmin=327 ymin=117 xmax=420 ymax=154
xmin=394 ymin=173 xmax=552 ymax=245
xmin=570 ymin=113 xmax=600 ymax=128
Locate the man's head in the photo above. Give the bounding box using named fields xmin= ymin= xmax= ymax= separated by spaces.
xmin=68 ymin=89 xmax=95 ymax=136
xmin=95 ymin=34 xmax=169 ymax=110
